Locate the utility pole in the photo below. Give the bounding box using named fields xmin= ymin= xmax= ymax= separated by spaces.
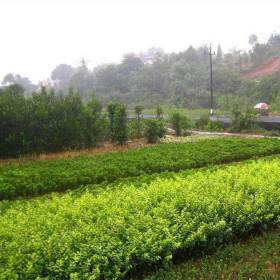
xmin=209 ymin=44 xmax=214 ymax=115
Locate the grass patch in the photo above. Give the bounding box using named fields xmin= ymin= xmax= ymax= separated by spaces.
xmin=143 ymin=228 xmax=280 ymax=279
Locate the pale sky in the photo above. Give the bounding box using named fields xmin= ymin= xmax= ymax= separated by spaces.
xmin=0 ymin=0 xmax=280 ymax=83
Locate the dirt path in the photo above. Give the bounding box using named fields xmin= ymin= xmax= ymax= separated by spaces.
xmin=0 ymin=139 xmax=150 ymax=167
xmin=190 ymin=130 xmax=271 ymax=138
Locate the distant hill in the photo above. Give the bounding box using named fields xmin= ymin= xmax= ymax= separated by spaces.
xmin=242 ymin=57 xmax=280 ymax=79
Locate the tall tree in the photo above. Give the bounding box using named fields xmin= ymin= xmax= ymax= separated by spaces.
xmin=249 ymin=34 xmax=258 ymax=47
xmin=216 ymin=44 xmax=223 ymax=63
xmin=51 ymin=64 xmax=74 ymax=82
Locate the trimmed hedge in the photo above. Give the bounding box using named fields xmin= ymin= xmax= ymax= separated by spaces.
xmin=2 ymin=158 xmax=280 ymax=278
xmin=1 ymin=137 xmax=280 ymax=200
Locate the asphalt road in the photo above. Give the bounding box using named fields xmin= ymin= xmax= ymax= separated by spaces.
xmin=210 ymin=115 xmax=280 ymax=124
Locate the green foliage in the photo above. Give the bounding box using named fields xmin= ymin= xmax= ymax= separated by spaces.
xmin=157 ymin=120 xmax=166 ymax=138
xmin=107 ymin=102 xmax=128 ymax=144
xmin=144 ymin=119 xmax=165 ymax=143
xmin=3 ymin=157 xmax=280 ymax=278
xmin=1 ymin=138 xmax=280 ymax=200
xmin=156 ymin=106 xmax=164 ymax=119
xmin=113 ymin=103 xmax=128 ymax=144
xmin=195 ymin=115 xmax=210 ymax=129
xmin=0 ymin=87 xmax=106 ymax=157
xmin=195 ymin=115 xmax=224 ymax=131
xmin=170 ymin=112 xmax=190 ymax=136
xmin=144 ymin=228 xmax=280 ymax=279
xmin=230 ymin=104 xmax=257 ymax=132
xmin=134 ymin=105 xmax=143 ymax=138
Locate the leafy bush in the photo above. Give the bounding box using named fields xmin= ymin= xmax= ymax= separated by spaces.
xmin=195 ymin=115 xmax=210 ymax=129
xmin=2 ymin=158 xmax=280 ymax=278
xmin=195 ymin=115 xmax=224 ymax=131
xmin=144 ymin=119 xmax=165 ymax=143
xmin=107 ymin=102 xmax=128 ymax=144
xmin=230 ymin=105 xmax=257 ymax=132
xmin=1 ymin=138 xmax=280 ymax=200
xmin=170 ymin=112 xmax=190 ymax=136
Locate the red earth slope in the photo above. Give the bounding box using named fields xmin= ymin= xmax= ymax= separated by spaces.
xmin=242 ymin=57 xmax=280 ymax=79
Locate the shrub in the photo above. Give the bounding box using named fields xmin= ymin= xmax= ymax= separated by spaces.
xmin=195 ymin=115 xmax=210 ymax=129
xmin=156 ymin=106 xmax=164 ymax=119
xmin=1 ymin=138 xmax=280 ymax=200
xmin=170 ymin=112 xmax=190 ymax=136
xmin=134 ymin=105 xmax=143 ymax=138
xmin=113 ymin=104 xmax=128 ymax=144
xmin=107 ymin=102 xmax=128 ymax=144
xmin=0 ymin=87 xmax=106 ymax=158
xmin=3 ymin=158 xmax=280 ymax=278
xmin=144 ymin=119 xmax=165 ymax=143
xmin=230 ymin=105 xmax=257 ymax=132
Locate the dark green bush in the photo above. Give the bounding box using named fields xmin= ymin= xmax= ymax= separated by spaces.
xmin=195 ymin=115 xmax=210 ymax=129
xmin=107 ymin=102 xmax=128 ymax=144
xmin=230 ymin=105 xmax=257 ymax=132
xmin=170 ymin=112 xmax=190 ymax=136
xmin=145 ymin=119 xmax=165 ymax=143
xmin=134 ymin=105 xmax=143 ymax=138
xmin=0 ymin=86 xmax=106 ymax=158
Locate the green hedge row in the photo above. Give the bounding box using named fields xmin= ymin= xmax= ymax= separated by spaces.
xmin=1 ymin=137 xmax=280 ymax=200
xmin=1 ymin=157 xmax=280 ymax=279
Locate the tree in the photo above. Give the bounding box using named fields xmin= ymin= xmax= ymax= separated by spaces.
xmin=144 ymin=119 xmax=165 ymax=143
xmin=170 ymin=112 xmax=190 ymax=136
xmin=70 ymin=59 xmax=94 ymax=100
xmin=268 ymin=33 xmax=280 ymax=48
xmin=51 ymin=64 xmax=74 ymax=82
xmin=251 ymin=43 xmax=268 ymax=64
xmin=156 ymin=106 xmax=163 ymax=119
xmin=107 ymin=102 xmax=118 ymax=141
xmin=216 ymin=44 xmax=223 ymax=63
xmin=2 ymin=73 xmax=15 ymax=85
xmin=113 ymin=104 xmax=127 ymax=145
xmin=2 ymin=73 xmax=35 ymax=94
xmin=134 ymin=105 xmax=143 ymax=138
xmin=119 ymin=54 xmax=143 ymax=75
xmin=249 ymin=34 xmax=258 ymax=47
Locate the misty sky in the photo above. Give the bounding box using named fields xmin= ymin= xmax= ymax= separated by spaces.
xmin=0 ymin=0 xmax=280 ymax=83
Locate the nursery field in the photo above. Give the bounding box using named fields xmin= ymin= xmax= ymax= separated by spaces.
xmin=1 ymin=138 xmax=280 ymax=279
xmin=1 ymin=137 xmax=280 ymax=200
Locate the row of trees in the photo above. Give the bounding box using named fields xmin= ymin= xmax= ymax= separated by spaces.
xmin=0 ymin=85 xmax=107 ymax=157
xmin=3 ymin=32 xmax=280 ymax=114
xmin=0 ymin=85 xmax=171 ymax=158
xmin=45 ymin=32 xmax=280 ymax=110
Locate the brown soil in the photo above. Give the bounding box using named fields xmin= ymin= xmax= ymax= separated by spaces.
xmin=0 ymin=138 xmax=150 ymax=167
xmin=242 ymin=57 xmax=280 ymax=79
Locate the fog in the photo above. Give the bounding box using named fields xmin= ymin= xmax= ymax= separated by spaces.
xmin=0 ymin=0 xmax=279 ymax=83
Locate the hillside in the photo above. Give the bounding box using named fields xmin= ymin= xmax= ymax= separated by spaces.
xmin=242 ymin=57 xmax=280 ymax=79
